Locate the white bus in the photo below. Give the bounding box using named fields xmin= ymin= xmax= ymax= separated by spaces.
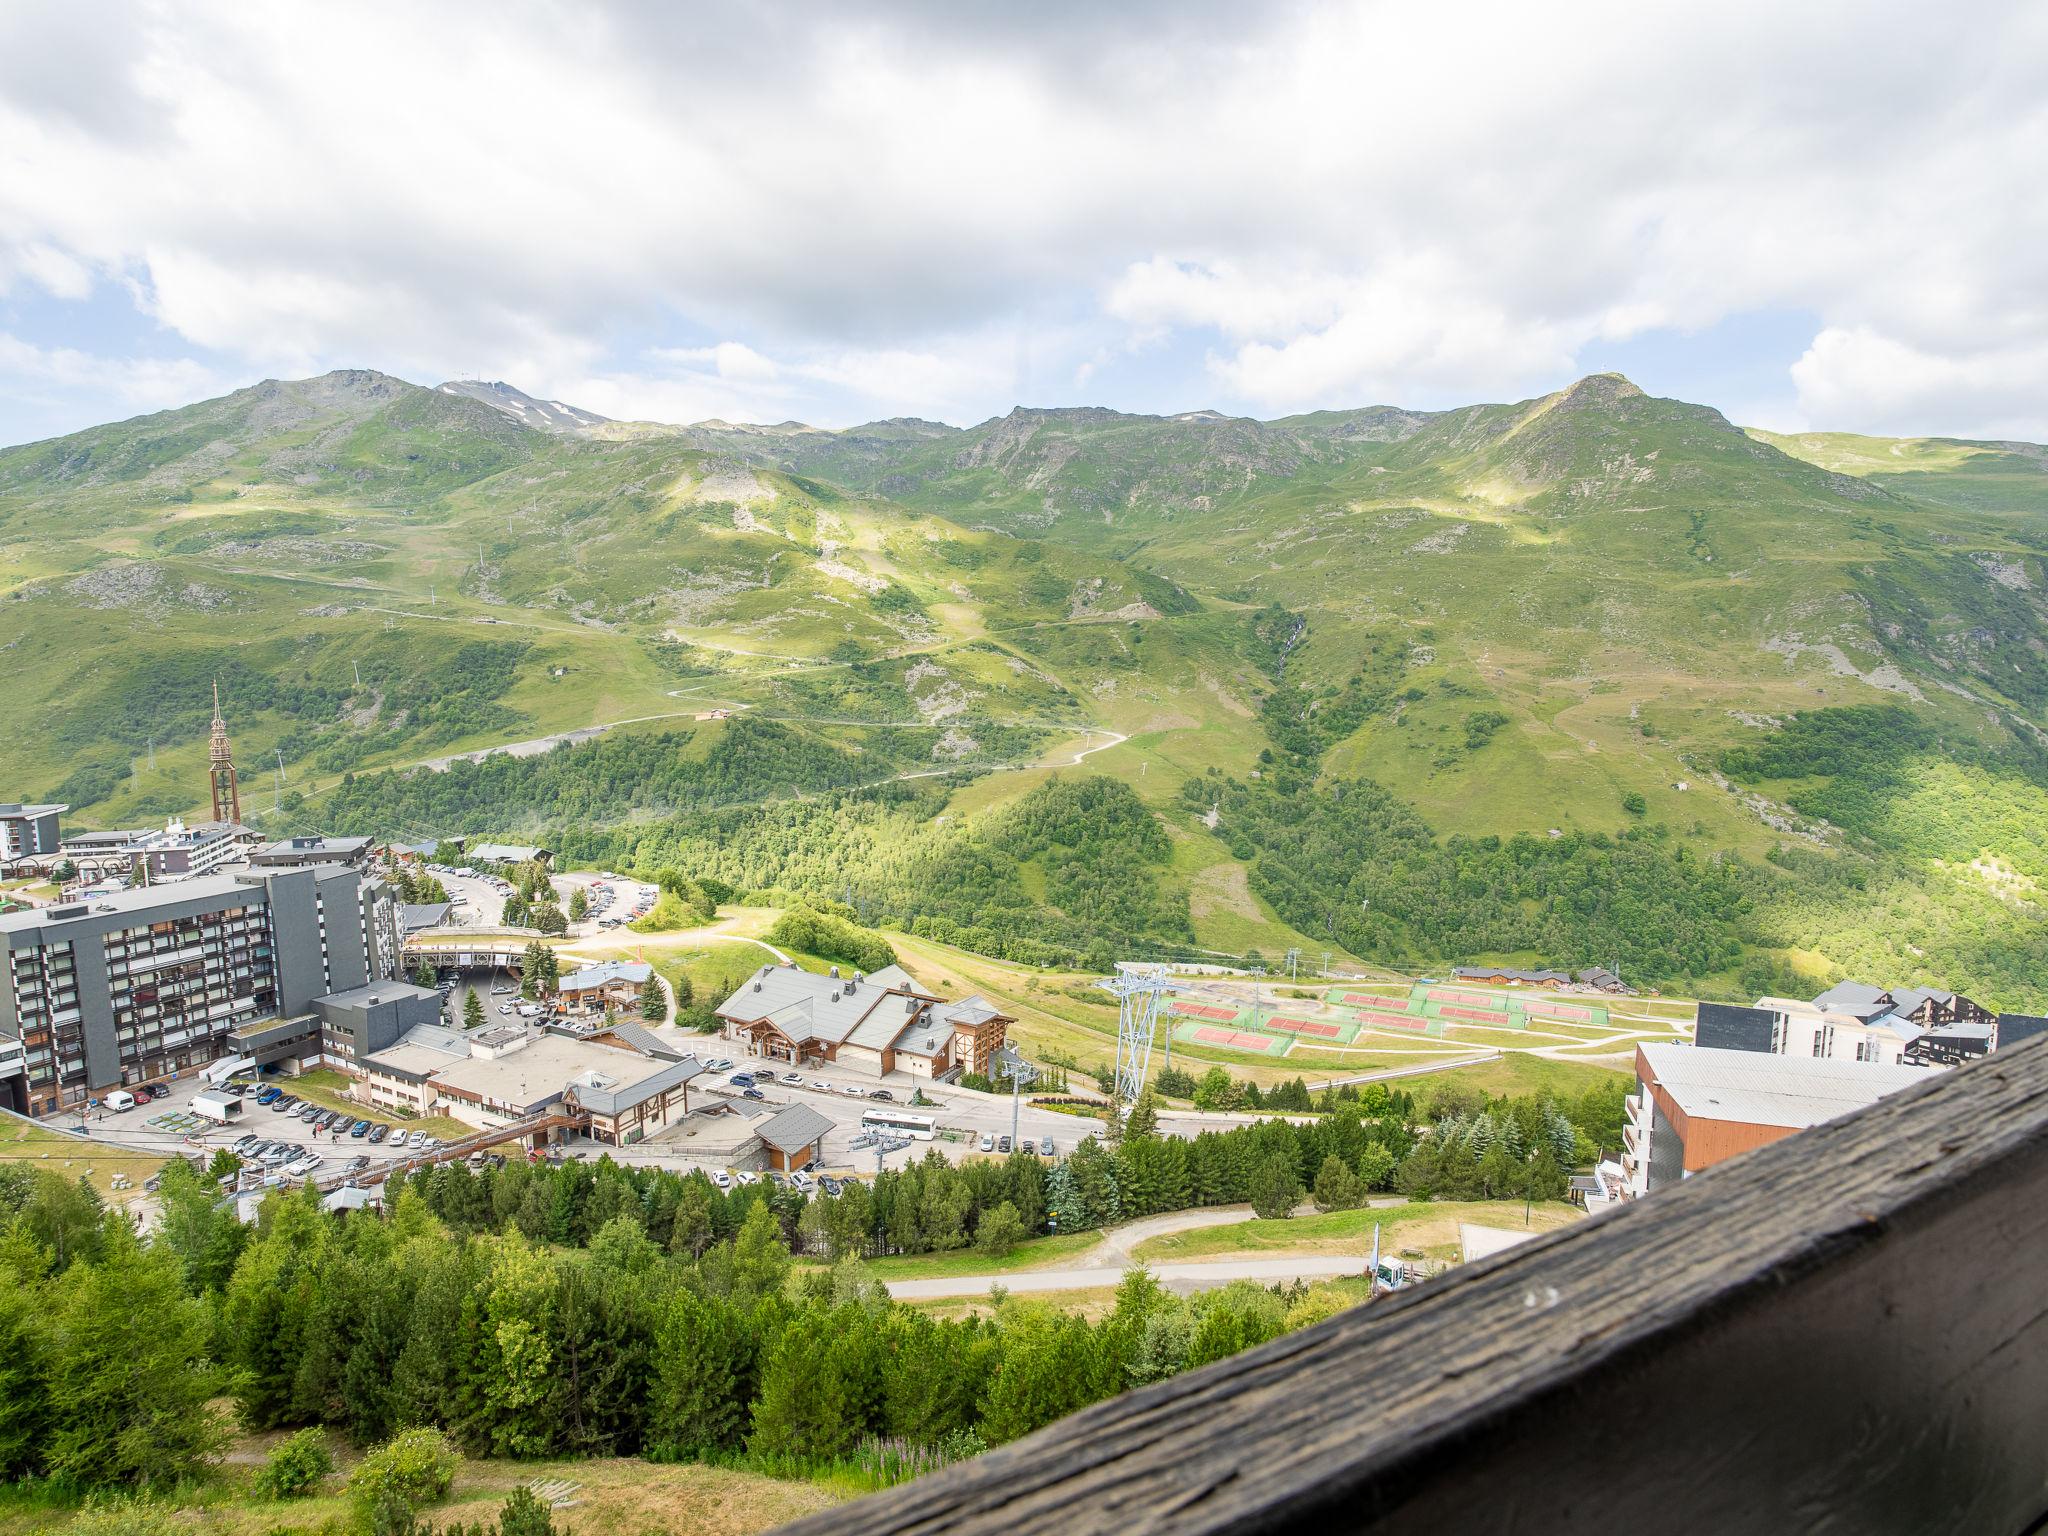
xmin=861 ymin=1108 xmax=936 ymax=1140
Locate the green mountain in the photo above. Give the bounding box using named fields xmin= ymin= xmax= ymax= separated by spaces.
xmin=5 ymin=370 xmax=2046 ymax=1003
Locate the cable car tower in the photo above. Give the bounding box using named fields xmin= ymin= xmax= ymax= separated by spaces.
xmin=1096 ymin=962 xmax=1176 ymax=1105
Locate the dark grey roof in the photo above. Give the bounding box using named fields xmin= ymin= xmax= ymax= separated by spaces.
xmin=719 ymin=963 xmax=936 ymax=1050
xmin=399 ymin=902 xmax=452 ymax=933
xmin=756 ymin=1101 xmax=835 ymax=1154
xmin=569 ymin=1055 xmax=703 ymax=1116
xmin=1812 ymin=981 xmax=1894 ymax=1019
xmin=602 ymin=1019 xmax=686 ymax=1060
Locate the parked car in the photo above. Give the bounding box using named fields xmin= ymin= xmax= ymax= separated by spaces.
xmin=810 ymin=1079 xmax=832 ymax=1093
xmin=729 ymin=1072 xmax=756 ymax=1087
xmin=742 ymin=1087 xmax=766 ymax=1101
xmin=1041 ymin=1138 xmax=1056 ymax=1157
xmin=707 ymin=1059 xmax=734 ymax=1072
xmin=734 ymin=1171 xmax=759 ymax=1186
xmin=789 ymin=1171 xmax=814 ymax=1193
xmin=819 ymin=1176 xmax=843 ymax=1197
xmin=997 ymin=1136 xmax=1011 ymax=1153
xmin=256 ymin=1087 xmax=282 ymax=1105
xmin=367 ymin=1124 xmax=389 ymax=1144
xmin=346 ymin=1154 xmax=371 ymax=1172
xmin=869 ymin=1089 xmax=894 ymax=1101
xmin=710 ymin=1171 xmax=732 ymax=1190
xmin=350 ymin=1120 xmax=371 ymax=1138
xmin=765 ymin=1171 xmax=788 ymax=1188
xmin=980 ymin=1133 xmax=995 ymax=1152
xmin=779 ymin=1071 xmax=804 ymax=1086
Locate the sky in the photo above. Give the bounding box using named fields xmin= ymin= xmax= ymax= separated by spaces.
xmin=2 ymin=0 xmax=2046 ymax=448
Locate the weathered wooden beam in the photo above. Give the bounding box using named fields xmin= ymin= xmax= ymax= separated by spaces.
xmin=777 ymin=1037 xmax=2048 ymax=1535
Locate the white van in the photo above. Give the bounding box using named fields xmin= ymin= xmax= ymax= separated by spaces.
xmin=103 ymin=1090 xmax=136 ymax=1112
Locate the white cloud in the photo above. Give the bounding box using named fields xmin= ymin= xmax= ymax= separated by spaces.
xmin=0 ymin=333 xmax=224 ymax=417
xmin=1791 ymin=327 xmax=2048 ymax=441
xmin=0 ymin=0 xmax=2044 ymax=437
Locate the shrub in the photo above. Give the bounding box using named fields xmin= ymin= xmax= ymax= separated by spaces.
xmin=255 ymin=1426 xmax=333 ymax=1500
xmin=58 ymin=1498 xmax=188 ymax=1536
xmin=349 ymin=1428 xmax=457 ymax=1527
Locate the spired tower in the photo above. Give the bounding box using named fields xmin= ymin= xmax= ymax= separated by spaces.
xmin=208 ymin=680 xmax=242 ymax=825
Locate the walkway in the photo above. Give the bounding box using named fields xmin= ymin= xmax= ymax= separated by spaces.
xmin=885 ymin=1201 xmax=1366 ymax=1299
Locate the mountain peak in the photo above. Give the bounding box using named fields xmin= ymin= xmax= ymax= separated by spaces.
xmin=1556 ymin=372 xmax=1645 ymax=409
xmin=436 ymin=378 xmax=610 ymax=434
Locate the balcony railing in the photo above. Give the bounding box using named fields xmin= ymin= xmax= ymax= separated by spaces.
xmin=775 ymin=1036 xmax=2048 ymax=1536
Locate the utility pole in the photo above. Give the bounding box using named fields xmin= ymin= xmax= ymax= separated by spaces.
xmin=1285 ymin=947 xmax=1301 ymax=982
xmin=352 ymin=660 xmax=362 ymax=688
xmin=1000 ymin=1054 xmax=1037 ymax=1149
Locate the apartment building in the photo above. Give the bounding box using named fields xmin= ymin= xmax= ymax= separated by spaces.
xmin=0 ymin=804 xmax=64 ymax=865
xmin=0 ymin=863 xmax=402 ymax=1113
xmin=1621 ymin=1042 xmax=1933 ymax=1198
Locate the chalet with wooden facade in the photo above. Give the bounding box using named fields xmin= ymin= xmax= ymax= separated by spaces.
xmin=714 ymin=962 xmax=1010 ymax=1081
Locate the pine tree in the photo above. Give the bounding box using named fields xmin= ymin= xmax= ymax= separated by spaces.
xmin=463 ymin=991 xmax=485 ymax=1031
xmin=1045 ymin=1162 xmax=1089 ymax=1233
xmin=1124 ymin=1088 xmax=1159 ymax=1140
xmin=1312 ymin=1155 xmax=1363 ymax=1212
xmin=638 ymin=974 xmax=664 ymax=1020
xmin=45 ymin=1217 xmax=224 ymax=1488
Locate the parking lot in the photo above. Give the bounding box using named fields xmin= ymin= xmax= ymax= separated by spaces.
xmin=83 ymin=1072 xmax=453 ymax=1183
xmin=417 ymin=862 xmax=658 ymax=941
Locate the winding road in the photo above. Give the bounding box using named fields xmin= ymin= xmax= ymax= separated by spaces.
xmin=883 ymin=1202 xmax=1377 ymax=1300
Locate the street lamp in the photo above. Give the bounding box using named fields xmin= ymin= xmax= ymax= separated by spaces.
xmin=998 ymin=1053 xmax=1038 ymax=1151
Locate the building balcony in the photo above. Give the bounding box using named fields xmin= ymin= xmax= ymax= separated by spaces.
xmin=780 ymin=1039 xmax=2048 ymax=1536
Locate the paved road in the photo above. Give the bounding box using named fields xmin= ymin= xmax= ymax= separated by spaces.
xmin=887 ymin=1255 xmax=1367 ymax=1299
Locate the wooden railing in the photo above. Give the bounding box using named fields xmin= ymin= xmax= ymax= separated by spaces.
xmin=775 ymin=1036 xmax=2048 ymax=1535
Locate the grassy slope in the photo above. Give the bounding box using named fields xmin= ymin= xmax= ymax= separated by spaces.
xmin=1130 ymin=1197 xmax=1583 ymax=1264
xmin=0 ymin=1425 xmax=841 ymax=1536
xmin=0 ymin=1112 xmax=166 ymax=1207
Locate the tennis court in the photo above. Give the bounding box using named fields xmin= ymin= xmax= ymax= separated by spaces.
xmin=1357 ymin=1009 xmax=1446 ymax=1036
xmin=1524 ymin=1001 xmax=1608 ymax=1026
xmin=1436 ymin=1004 xmax=1514 ymax=1025
xmin=1171 ymin=1002 xmax=1243 ymax=1023
xmin=1172 ymin=1022 xmax=1290 ymax=1055
xmin=1266 ymin=1015 xmax=1362 ymax=1044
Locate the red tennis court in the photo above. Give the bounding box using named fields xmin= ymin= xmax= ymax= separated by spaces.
xmin=1269 ymin=1016 xmax=1342 ymax=1038
xmin=1360 ymin=1011 xmax=1429 ymax=1030
xmin=1189 ymin=1026 xmax=1284 ymax=1052
xmin=1439 ymin=1005 xmax=1512 ymax=1024
xmin=1172 ymin=1003 xmax=1239 ymax=1021
xmin=1428 ymin=987 xmax=1505 ymax=1006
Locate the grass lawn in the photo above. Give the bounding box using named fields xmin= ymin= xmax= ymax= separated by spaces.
xmin=846 ymin=1230 xmax=1105 ymax=1283
xmin=0 ymin=1113 xmax=167 ymax=1206
xmin=288 ymin=1069 xmax=475 ymax=1142
xmin=1131 ymin=1198 xmax=1585 ymax=1265
xmin=1417 ymin=1053 xmax=1631 ymax=1099
xmin=0 ymin=1422 xmax=844 ymax=1536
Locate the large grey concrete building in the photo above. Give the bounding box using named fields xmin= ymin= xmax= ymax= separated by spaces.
xmin=0 ymin=804 xmax=64 ymax=865
xmin=0 ymin=863 xmax=404 ymax=1114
